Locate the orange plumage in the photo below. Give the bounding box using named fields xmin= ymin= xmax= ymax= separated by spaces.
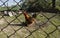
xmin=23 ymin=11 xmax=35 ymax=25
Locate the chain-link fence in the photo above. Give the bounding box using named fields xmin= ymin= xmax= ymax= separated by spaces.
xmin=0 ymin=0 xmax=60 ymax=38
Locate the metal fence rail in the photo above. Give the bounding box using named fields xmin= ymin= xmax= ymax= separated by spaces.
xmin=0 ymin=0 xmax=60 ymax=38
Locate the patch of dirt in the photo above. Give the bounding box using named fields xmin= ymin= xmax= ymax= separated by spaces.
xmin=0 ymin=18 xmax=5 ymax=24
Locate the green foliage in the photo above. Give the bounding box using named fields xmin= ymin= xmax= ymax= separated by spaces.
xmin=0 ymin=0 xmax=60 ymax=11
xmin=10 ymin=5 xmax=20 ymax=10
xmin=21 ymin=0 xmax=53 ymax=10
xmin=0 ymin=7 xmax=7 ymax=11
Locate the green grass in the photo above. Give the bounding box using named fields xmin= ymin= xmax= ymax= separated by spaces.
xmin=0 ymin=13 xmax=60 ymax=38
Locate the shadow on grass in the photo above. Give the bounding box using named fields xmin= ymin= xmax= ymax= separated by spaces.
xmin=9 ymin=22 xmax=29 ymax=27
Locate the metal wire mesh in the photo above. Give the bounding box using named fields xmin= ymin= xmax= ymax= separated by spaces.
xmin=0 ymin=0 xmax=60 ymax=38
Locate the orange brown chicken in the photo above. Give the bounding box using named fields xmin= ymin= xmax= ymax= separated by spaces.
xmin=23 ymin=11 xmax=36 ymax=26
